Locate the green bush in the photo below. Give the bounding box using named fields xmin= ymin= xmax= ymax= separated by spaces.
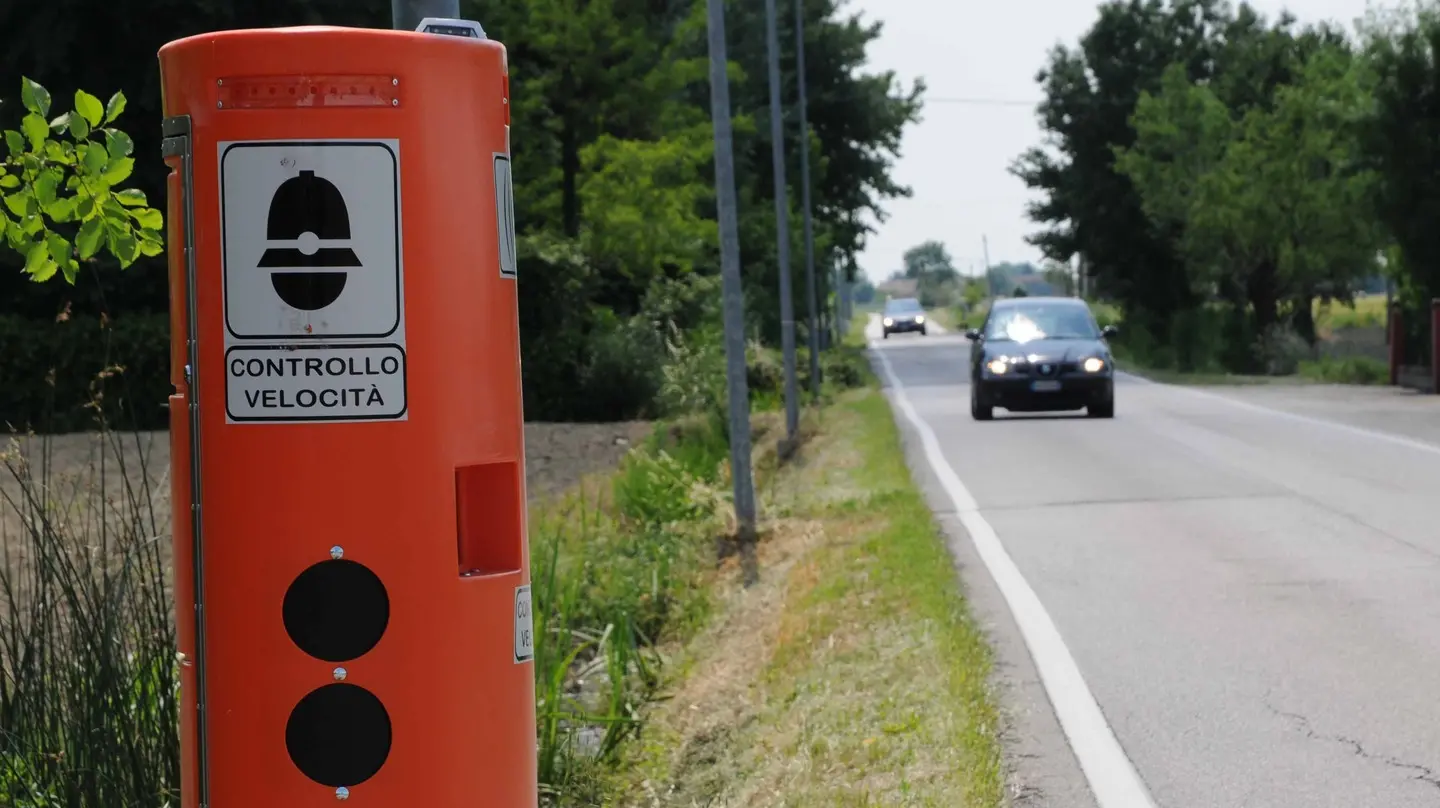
xmin=574 ymin=311 xmax=667 ymax=421
xmin=815 ymin=344 xmax=870 ymax=391
xmin=0 ymin=313 xmax=170 ymax=433
xmin=612 ymin=448 xmax=712 ymax=528
xmin=1254 ymin=323 xmax=1311 ymax=376
xmin=1298 ymin=356 xmax=1388 ymax=385
xmin=745 ymin=346 xmax=785 ymax=397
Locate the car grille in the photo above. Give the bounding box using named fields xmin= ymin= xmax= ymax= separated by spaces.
xmin=1012 ymin=360 xmax=1077 ymax=377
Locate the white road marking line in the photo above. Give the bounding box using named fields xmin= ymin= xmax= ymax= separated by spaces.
xmin=1118 ymin=371 xmax=1440 ymax=459
xmin=871 ymin=346 xmax=1157 ymax=808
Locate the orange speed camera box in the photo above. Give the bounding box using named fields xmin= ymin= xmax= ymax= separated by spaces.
xmin=158 ymin=25 xmax=534 ymax=807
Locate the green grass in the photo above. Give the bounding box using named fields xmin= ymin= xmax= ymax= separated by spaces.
xmin=533 ymin=335 xmax=877 ymax=805
xmin=607 ymin=384 xmax=1004 ymax=807
xmin=1114 ymin=361 xmax=1314 ymax=386
xmin=1104 ymin=296 xmax=1391 ymax=385
xmin=1298 ymin=356 xmax=1389 ymax=385
xmin=530 ymin=417 xmax=732 ymax=804
xmin=1316 ymin=295 xmax=1386 ymax=335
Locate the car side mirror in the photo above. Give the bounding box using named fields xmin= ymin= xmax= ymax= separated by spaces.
xmin=964 ymin=328 xmax=981 ymax=341
xmin=1101 ymin=325 xmax=1119 ymax=338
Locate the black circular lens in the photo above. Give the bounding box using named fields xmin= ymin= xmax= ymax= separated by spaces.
xmin=286 ymin=683 xmax=392 ymax=787
xmin=282 ymin=559 xmax=389 ymax=662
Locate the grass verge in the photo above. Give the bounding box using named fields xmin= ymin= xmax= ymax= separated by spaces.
xmin=605 ymin=381 xmax=1004 ymax=805
xmin=1113 ymin=361 xmax=1312 ymax=386
xmin=1117 ymin=355 xmax=1389 ymax=386
xmin=1297 ymin=356 xmax=1388 ymax=385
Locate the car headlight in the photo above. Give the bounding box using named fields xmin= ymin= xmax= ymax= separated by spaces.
xmin=883 ymin=317 xmax=894 ymax=326
xmin=915 ymin=315 xmax=925 ymax=324
xmin=1082 ymin=357 xmax=1106 ymax=373
xmin=986 ymin=358 xmax=1008 ymax=375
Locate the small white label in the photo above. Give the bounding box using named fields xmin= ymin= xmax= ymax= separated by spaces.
xmin=225 ymin=344 xmax=407 ymax=423
xmin=514 ymin=585 xmax=534 ymax=663
xmin=494 ymin=153 xmax=517 ymax=278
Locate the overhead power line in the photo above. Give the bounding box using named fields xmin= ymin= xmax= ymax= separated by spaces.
xmin=926 ymin=96 xmax=1040 ymax=107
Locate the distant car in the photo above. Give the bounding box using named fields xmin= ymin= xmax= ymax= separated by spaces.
xmin=964 ymin=296 xmax=1118 ymax=420
xmin=881 ymin=297 xmax=927 ymax=338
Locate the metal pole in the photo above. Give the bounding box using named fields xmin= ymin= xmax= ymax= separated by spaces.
xmin=794 ymin=0 xmax=821 ymax=398
xmin=765 ymin=0 xmax=800 ymax=444
xmin=982 ymin=234 xmax=992 ymax=294
xmin=704 ymin=0 xmax=758 ymax=547
xmin=392 ymin=0 xmax=458 ymax=30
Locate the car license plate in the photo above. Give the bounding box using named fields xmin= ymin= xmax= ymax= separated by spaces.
xmin=1031 ymin=380 xmax=1062 ymax=392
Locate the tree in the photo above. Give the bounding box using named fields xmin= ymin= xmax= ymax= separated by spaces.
xmin=902 ymin=240 xmax=956 ymax=279
xmin=1 ymin=78 xmax=161 ymax=283
xmin=1118 ymin=41 xmax=1381 ymax=344
xmin=852 ymin=277 xmax=876 ymax=304
xmin=898 ymin=239 xmax=959 ymax=307
xmin=1012 ymin=0 xmax=1231 ymax=338
xmin=1041 ymin=260 xmax=1076 ymax=296
xmin=961 ymin=277 xmax=986 ymax=309
xmin=1360 ymin=4 xmax=1440 ymax=318
xmin=985 ymin=261 xmax=1036 ymax=296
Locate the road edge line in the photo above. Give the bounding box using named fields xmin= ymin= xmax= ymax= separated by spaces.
xmin=871 ymin=345 xmax=1157 ymax=808
xmin=1118 ymin=371 xmax=1440 ymax=459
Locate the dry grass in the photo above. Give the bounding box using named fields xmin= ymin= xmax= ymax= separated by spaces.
xmin=610 ymin=389 xmax=1004 ymax=808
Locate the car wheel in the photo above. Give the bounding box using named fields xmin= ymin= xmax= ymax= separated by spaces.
xmin=971 ymin=383 xmax=994 ymax=421
xmin=883 ymin=330 xmax=890 ymax=339
xmin=921 ymin=325 xmax=928 ymax=336
xmin=1087 ymin=399 xmax=1115 ymax=419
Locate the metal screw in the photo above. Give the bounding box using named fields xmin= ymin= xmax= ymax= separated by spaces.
xmin=216 ymin=101 xmax=223 ymax=109
xmin=217 ymin=79 xmax=224 ymax=86
xmin=333 ymin=667 xmax=347 ymax=681
xmin=391 ymin=99 xmax=399 ymax=106
xmin=392 ymin=78 xmax=399 ymax=86
xmin=335 ymin=787 xmax=350 ymax=800
xmin=329 ymin=545 xmax=344 ymax=560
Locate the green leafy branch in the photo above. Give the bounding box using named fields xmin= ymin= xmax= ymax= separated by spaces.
xmin=1 ymin=77 xmax=163 ymax=284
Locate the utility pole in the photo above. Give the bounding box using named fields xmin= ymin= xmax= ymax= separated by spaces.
xmin=392 ymin=0 xmax=458 ymax=30
xmin=704 ymin=0 xmax=759 ymax=559
xmin=764 ymin=0 xmax=800 ymax=447
xmin=982 ymin=234 xmax=992 ymax=295
xmin=794 ymin=0 xmax=821 ymax=399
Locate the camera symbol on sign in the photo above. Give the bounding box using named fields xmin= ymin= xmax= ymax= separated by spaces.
xmin=258 ymin=170 xmax=361 ymax=311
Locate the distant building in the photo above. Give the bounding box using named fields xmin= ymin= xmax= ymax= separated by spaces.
xmin=1012 ymin=274 xmax=1054 ymax=296
xmin=877 ymin=278 xmax=919 ymax=299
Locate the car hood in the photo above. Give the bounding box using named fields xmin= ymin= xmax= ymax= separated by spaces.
xmin=982 ymin=338 xmax=1108 ymax=362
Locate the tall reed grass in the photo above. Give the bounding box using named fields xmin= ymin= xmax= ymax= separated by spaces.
xmin=0 ymin=336 xmax=178 ymax=808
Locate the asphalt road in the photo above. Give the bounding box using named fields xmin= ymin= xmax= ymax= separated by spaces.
xmin=868 ymin=319 xmax=1440 ymax=808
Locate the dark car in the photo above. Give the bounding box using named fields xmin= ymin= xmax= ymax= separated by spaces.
xmin=964 ymin=297 xmax=1118 ymax=420
xmin=882 ymin=297 xmax=927 ymax=338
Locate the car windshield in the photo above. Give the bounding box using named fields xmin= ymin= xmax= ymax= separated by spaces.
xmin=983 ymin=303 xmax=1098 ymax=342
xmin=885 ymin=298 xmax=923 ymax=314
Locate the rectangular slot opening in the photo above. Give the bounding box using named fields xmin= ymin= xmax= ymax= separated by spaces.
xmin=455 ymin=461 xmax=523 ymax=578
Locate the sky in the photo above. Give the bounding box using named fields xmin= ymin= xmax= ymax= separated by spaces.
xmin=844 ymin=0 xmax=1388 ymax=282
